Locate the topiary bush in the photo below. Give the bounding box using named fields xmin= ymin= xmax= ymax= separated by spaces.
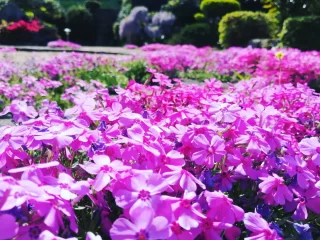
xmin=167 ymin=22 xmax=218 ymax=47
xmin=131 ymin=0 xmax=167 ymax=11
xmin=194 ymin=12 xmax=206 ymax=21
xmin=218 ymin=11 xmax=278 ymax=48
xmin=200 ymin=0 xmax=240 ymax=19
xmin=280 ymin=16 xmax=320 ymax=51
xmin=66 ymin=5 xmax=94 ymax=45
xmin=8 ymin=0 xmax=43 ymax=9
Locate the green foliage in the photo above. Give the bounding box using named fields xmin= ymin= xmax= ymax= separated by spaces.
xmin=218 ymin=11 xmax=278 ymax=48
xmin=162 ymin=0 xmax=200 ymax=26
xmin=179 ymin=69 xmax=246 ymax=82
xmin=280 ymin=16 xmax=320 ymax=51
xmin=117 ymin=0 xmax=132 ymax=21
xmin=309 ymin=0 xmax=320 ymax=15
xmin=74 ymin=65 xmax=129 ymax=88
xmin=8 ymin=0 xmax=43 ymax=10
xmin=60 ymin=0 xmax=118 ymax=9
xmin=194 ymin=12 xmax=206 ymax=21
xmin=168 ymin=22 xmax=218 ymax=47
xmin=122 ymin=60 xmax=149 ymax=83
xmin=261 ymin=0 xmax=314 ymax=22
xmin=0 ymin=0 xmax=8 ymax=9
xmin=66 ymin=5 xmax=94 ymax=44
xmin=36 ymin=0 xmax=65 ymax=24
xmin=200 ymin=0 xmax=240 ymax=19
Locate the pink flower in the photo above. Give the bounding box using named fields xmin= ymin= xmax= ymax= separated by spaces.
xmin=110 ymin=206 xmax=170 ymax=240
xmin=299 ymin=137 xmax=320 ymax=165
xmin=0 ymin=126 xmax=27 ymax=155
xmin=34 ymin=124 xmax=83 ymax=149
xmin=113 ymin=172 xmax=169 ymax=214
xmin=191 ymin=134 xmax=226 ymax=168
xmin=81 ymin=155 xmax=131 ymax=192
xmin=244 ymin=212 xmax=282 ymax=240
xmin=164 ymin=167 xmax=206 ymax=192
xmin=204 ymin=191 xmax=244 ymax=224
xmin=259 ymin=174 xmax=293 ymax=205
xmin=171 ymin=191 xmax=206 ymax=230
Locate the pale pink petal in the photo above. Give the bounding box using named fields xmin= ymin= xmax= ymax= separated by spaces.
xmin=94 ymin=172 xmax=111 ymax=192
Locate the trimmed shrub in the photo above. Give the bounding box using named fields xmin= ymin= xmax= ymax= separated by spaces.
xmin=194 ymin=12 xmax=206 ymax=21
xmin=66 ymin=5 xmax=94 ymax=45
xmin=162 ymin=0 xmax=200 ymax=26
xmin=218 ymin=11 xmax=277 ymax=48
xmin=36 ymin=0 xmax=66 ymax=30
xmin=85 ymin=0 xmax=101 ymax=14
xmin=200 ymin=0 xmax=240 ymax=19
xmin=167 ymin=22 xmax=218 ymax=47
xmin=280 ymin=16 xmax=320 ymax=51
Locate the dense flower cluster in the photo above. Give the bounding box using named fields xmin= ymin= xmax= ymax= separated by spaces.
xmin=6 ymin=20 xmax=43 ymax=32
xmin=47 ymin=40 xmax=82 ymax=49
xmin=0 ymin=44 xmax=320 ymax=239
xmin=136 ymin=44 xmax=320 ymax=86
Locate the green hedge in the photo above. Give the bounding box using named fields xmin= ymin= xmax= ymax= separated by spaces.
xmin=218 ymin=11 xmax=277 ymax=48
xmin=66 ymin=5 xmax=95 ymax=45
xmin=200 ymin=0 xmax=240 ymax=19
xmin=168 ymin=22 xmax=218 ymax=47
xmin=280 ymin=16 xmax=320 ymax=51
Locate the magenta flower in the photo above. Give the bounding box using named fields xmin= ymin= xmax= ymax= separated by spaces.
xmin=209 ymin=103 xmax=241 ymax=123
xmin=299 ymin=137 xmax=320 ymax=165
xmin=110 ymin=206 xmax=170 ymax=240
xmin=0 ymin=100 xmax=38 ymax=122
xmin=236 ymin=128 xmax=270 ymax=155
xmin=34 ymin=124 xmax=83 ymax=149
xmin=196 ymin=218 xmax=233 ymax=240
xmin=259 ymin=174 xmax=293 ymax=205
xmin=0 ymin=214 xmax=18 ymax=239
xmin=284 ymin=185 xmax=320 ymax=220
xmin=39 ymin=230 xmax=77 ymax=240
xmin=284 ymin=155 xmax=315 ymax=189
xmin=244 ymin=212 xmax=282 ymax=240
xmin=191 ymin=134 xmax=226 ymax=168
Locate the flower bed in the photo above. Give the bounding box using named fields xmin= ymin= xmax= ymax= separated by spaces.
xmin=47 ymin=40 xmax=82 ymax=49
xmin=0 ymin=45 xmax=320 ymax=239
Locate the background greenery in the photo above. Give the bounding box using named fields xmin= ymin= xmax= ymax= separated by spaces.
xmin=0 ymin=0 xmax=319 ymax=50
xmin=59 ymin=0 xmax=120 ymax=9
